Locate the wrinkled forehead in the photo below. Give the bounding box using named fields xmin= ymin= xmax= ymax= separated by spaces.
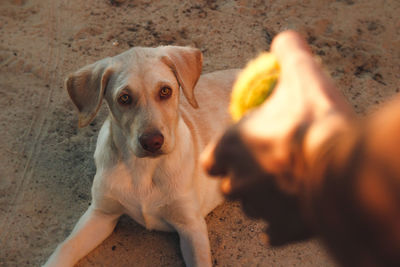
xmin=110 ymin=48 xmax=178 ymax=94
xmin=115 ymin=47 xmax=165 ymax=77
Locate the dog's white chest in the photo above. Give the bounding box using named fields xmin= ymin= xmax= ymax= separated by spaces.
xmin=100 ymin=160 xmax=183 ymax=232
xmin=121 ymin=187 xmax=172 ymax=231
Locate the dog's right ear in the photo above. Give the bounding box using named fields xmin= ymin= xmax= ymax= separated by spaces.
xmin=66 ymin=58 xmax=113 ymax=128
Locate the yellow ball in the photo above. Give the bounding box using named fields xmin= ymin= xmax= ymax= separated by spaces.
xmin=230 ymin=52 xmax=280 ymax=122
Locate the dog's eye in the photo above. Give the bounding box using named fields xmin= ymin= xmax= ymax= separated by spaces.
xmin=118 ymin=93 xmax=132 ymax=105
xmin=159 ymin=86 xmax=172 ymax=100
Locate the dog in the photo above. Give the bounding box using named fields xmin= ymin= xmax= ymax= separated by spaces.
xmin=44 ymin=46 xmax=239 ymax=267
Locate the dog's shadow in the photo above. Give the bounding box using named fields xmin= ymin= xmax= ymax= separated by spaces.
xmin=74 ymin=201 xmax=269 ymax=267
xmin=75 ymin=215 xmax=185 ymax=267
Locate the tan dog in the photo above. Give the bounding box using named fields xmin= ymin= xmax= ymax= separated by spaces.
xmin=45 ymin=46 xmax=239 ymax=267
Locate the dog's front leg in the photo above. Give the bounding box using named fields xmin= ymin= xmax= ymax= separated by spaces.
xmin=164 ymin=204 xmax=212 ymax=267
xmin=44 ymin=205 xmax=121 ymax=267
xmin=177 ymin=217 xmax=212 ymax=267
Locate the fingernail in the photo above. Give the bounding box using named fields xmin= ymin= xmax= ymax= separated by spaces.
xmin=200 ymin=142 xmax=216 ymax=172
xmin=221 ymin=177 xmax=232 ymax=194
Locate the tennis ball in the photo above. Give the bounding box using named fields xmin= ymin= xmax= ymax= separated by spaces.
xmin=230 ymin=52 xmax=280 ymax=122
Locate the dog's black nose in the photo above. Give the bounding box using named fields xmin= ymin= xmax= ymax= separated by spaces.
xmin=139 ymin=131 xmax=164 ymax=153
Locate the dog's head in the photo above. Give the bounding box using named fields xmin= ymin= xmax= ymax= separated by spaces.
xmin=66 ymin=46 xmax=202 ymax=158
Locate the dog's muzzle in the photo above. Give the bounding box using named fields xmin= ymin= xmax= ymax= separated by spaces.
xmin=139 ymin=130 xmax=164 ymax=154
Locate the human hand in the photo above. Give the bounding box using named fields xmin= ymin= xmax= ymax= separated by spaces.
xmin=201 ymin=30 xmax=354 ymax=245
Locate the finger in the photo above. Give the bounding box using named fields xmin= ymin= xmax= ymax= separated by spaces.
xmin=271 ymin=30 xmax=316 ymax=79
xmin=271 ymin=30 xmax=312 ymax=62
xmin=201 ymin=125 xmax=243 ymax=176
xmin=202 ymin=123 xmax=264 ymax=181
xmin=200 ymin=139 xmax=225 ymax=176
xmin=271 ymin=30 xmax=351 ymax=113
xmin=209 ymin=129 xmax=276 ymax=198
xmin=272 ymin=31 xmax=332 ymax=95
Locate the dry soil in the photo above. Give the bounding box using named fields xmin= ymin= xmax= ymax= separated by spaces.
xmin=1 ymin=0 xmax=399 ymax=266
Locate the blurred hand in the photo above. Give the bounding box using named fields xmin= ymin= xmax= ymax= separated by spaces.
xmin=201 ymin=31 xmax=354 ymax=245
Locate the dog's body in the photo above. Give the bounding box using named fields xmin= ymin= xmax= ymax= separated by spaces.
xmin=45 ymin=46 xmax=239 ymax=267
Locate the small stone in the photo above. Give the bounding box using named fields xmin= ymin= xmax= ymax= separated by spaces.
xmin=112 ymin=40 xmax=120 ymax=46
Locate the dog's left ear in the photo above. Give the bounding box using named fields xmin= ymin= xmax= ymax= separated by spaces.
xmin=161 ymin=46 xmax=203 ymax=108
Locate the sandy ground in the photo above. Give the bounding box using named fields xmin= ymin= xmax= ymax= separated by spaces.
xmin=0 ymin=0 xmax=399 ymax=266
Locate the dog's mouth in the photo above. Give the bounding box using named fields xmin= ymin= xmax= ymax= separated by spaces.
xmin=132 ymin=141 xmax=167 ymax=158
xmin=136 ymin=149 xmax=165 ymax=158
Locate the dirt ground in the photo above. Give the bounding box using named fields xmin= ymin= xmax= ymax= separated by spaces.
xmin=0 ymin=0 xmax=399 ymax=266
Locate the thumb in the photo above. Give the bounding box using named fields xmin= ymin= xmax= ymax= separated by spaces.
xmin=201 ymin=125 xmax=246 ymax=176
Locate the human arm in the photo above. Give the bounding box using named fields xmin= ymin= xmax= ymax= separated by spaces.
xmin=201 ymin=30 xmax=400 ymax=266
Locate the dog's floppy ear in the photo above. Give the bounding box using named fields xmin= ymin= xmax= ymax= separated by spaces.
xmin=66 ymin=58 xmax=113 ymax=128
xmin=161 ymin=46 xmax=203 ymax=108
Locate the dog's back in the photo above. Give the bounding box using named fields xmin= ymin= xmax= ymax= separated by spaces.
xmin=180 ymin=69 xmax=240 ymax=148
xmin=179 ymin=69 xmax=240 ymax=216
